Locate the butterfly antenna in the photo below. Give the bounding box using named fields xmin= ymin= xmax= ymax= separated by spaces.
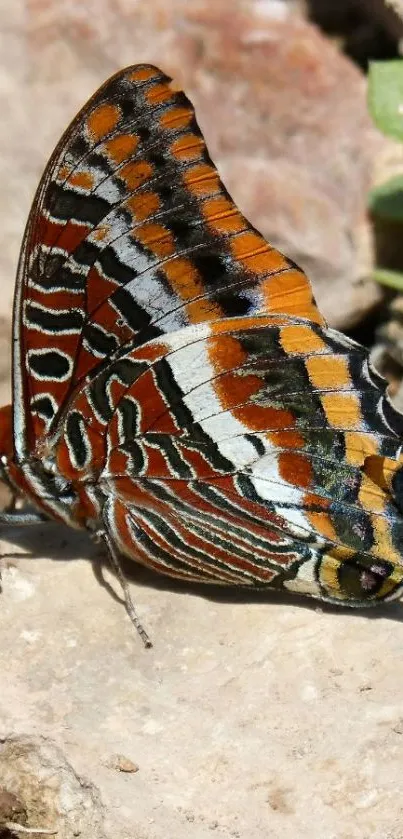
xmin=101 ymin=531 xmax=153 ymax=648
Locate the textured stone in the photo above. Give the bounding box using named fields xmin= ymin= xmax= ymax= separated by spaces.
xmin=0 ymin=735 xmax=105 ymax=837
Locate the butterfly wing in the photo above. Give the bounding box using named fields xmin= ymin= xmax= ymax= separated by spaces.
xmin=55 ymin=309 xmax=403 ymax=604
xmin=13 ymin=64 xmax=321 ymax=465
xmin=12 ymin=63 xmax=403 ymax=602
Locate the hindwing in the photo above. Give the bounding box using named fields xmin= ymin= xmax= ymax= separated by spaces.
xmin=55 ymin=313 xmax=403 ymax=603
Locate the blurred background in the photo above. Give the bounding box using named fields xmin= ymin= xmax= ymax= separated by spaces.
xmin=1 ymin=0 xmax=403 ymax=404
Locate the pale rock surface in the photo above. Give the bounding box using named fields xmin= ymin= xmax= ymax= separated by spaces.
xmin=1 ymin=3 xmax=403 ymax=839
xmin=2 ymin=526 xmax=403 ymax=838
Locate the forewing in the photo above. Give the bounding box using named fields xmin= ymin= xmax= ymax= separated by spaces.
xmin=14 ymin=64 xmax=321 ymax=460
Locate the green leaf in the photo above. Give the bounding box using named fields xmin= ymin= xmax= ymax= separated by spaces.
xmin=368 ymin=61 xmax=403 ymax=142
xmin=368 ymin=175 xmax=403 ymax=222
xmin=373 ymin=268 xmax=403 ymax=291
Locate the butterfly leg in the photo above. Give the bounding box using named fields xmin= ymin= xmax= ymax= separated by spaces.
xmin=0 ymin=511 xmax=49 ymax=526
xmin=3 ymin=822 xmax=57 ymax=835
xmin=0 ymin=511 xmax=51 ymax=595
xmin=99 ymin=530 xmax=152 ymax=649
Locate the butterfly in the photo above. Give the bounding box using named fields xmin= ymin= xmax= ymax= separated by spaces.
xmin=1 ymin=63 xmax=403 ymax=647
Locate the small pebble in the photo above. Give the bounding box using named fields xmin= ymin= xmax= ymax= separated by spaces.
xmin=108 ymin=754 xmax=139 ymax=773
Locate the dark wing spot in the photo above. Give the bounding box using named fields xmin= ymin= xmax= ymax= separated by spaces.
xmin=28 ymin=350 xmax=71 ymax=381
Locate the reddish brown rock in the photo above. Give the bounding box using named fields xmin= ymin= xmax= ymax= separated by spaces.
xmin=13 ymin=0 xmax=383 ymax=328
xmin=2 ymin=1 xmax=386 ymax=334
